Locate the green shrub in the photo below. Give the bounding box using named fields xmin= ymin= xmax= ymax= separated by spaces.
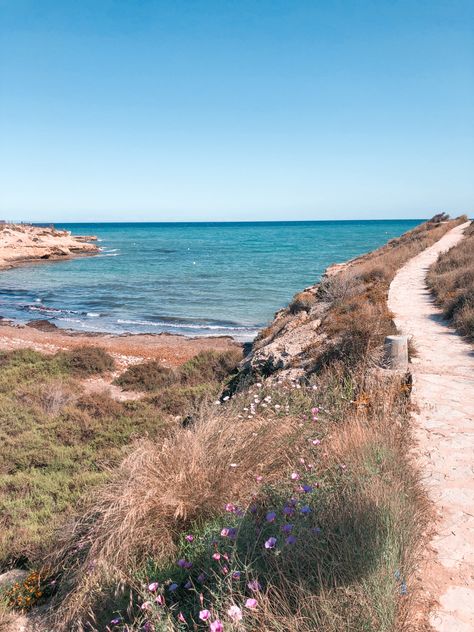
xmin=114 ymin=361 xmax=176 ymax=392
xmin=55 ymin=346 xmax=115 ymax=376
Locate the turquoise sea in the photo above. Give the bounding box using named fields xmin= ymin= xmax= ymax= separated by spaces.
xmin=0 ymin=220 xmax=421 ymax=341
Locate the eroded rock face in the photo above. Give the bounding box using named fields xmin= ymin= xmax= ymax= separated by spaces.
xmin=0 ymin=224 xmax=99 ymax=269
xmin=230 ymin=283 xmax=330 ymax=389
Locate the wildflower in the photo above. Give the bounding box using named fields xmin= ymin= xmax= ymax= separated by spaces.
xmin=221 ymin=528 xmax=230 ymax=537
xmin=212 ymin=552 xmax=221 ymax=561
xmin=266 ymin=511 xmax=276 ymax=522
xmin=110 ymin=618 xmax=121 ymax=626
xmin=197 ymin=572 xmax=207 ymax=583
xmin=285 ymin=535 xmax=297 ymax=545
xmin=148 ymin=581 xmax=159 ymax=592
xmin=222 ymin=565 xmax=229 ymax=574
xmin=227 ymin=605 xmax=243 ymax=622
xmin=301 ymin=505 xmax=311 ymax=515
xmin=302 ymin=484 xmax=313 ymax=493
xmin=155 ymin=594 xmax=165 ymax=605
xmin=281 ymin=523 xmax=294 ymax=534
xmin=312 ymin=439 xmax=321 ymax=445
xmin=199 ymin=609 xmax=211 ymax=621
xmin=245 ymin=598 xmax=258 ymax=609
xmin=400 ymin=582 xmax=408 ymax=595
xmin=142 ymin=623 xmax=154 ymax=632
xmin=177 ymin=559 xmax=187 ymax=568
xmin=283 ymin=505 xmax=295 ymax=516
xmin=168 ymin=583 xmax=178 ymax=592
xmin=185 ymin=534 xmax=194 ymax=542
xmin=184 ymin=580 xmax=192 ymax=589
xmin=210 ymin=620 xmax=224 ymax=632
xmin=339 ymin=463 xmax=347 ymax=470
xmin=247 ymin=579 xmax=262 ymax=592
xmin=225 ymin=503 xmax=236 ymax=512
xmin=231 ymin=571 xmax=241 ymax=580
xmin=311 ymin=407 xmax=319 ymax=415
xmin=141 ymin=601 xmax=152 ymax=611
xmin=264 ymin=536 xmax=277 ymax=549
xmin=178 ymin=612 xmax=186 ymax=623
xmin=230 ymin=463 xmax=238 ymax=468
xmin=256 ymin=382 xmax=262 ymax=388
xmin=256 ymin=475 xmax=263 ymax=482
xmin=223 ymin=395 xmax=230 ymax=401
xmin=312 ymin=526 xmax=322 ymax=535
xmin=290 ymin=472 xmax=300 ymax=481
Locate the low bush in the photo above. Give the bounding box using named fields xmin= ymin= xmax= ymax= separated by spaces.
xmin=55 ymin=346 xmax=115 ymax=376
xmin=114 ymin=361 xmax=176 ymax=392
xmin=147 ymin=383 xmax=218 ymax=416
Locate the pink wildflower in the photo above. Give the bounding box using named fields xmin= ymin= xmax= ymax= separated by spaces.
xmin=290 ymin=472 xmax=300 ymax=481
xmin=247 ymin=579 xmax=262 ymax=592
xmin=212 ymin=552 xmax=221 ymax=560
xmin=225 ymin=503 xmax=236 ymax=512
xmin=178 ymin=612 xmax=186 ymax=623
xmin=155 ymin=594 xmax=165 ymax=606
xmin=185 ymin=534 xmax=194 ymax=542
xmin=245 ymin=598 xmax=258 ymax=609
xmin=148 ymin=581 xmax=159 ymax=592
xmin=210 ymin=620 xmax=223 ymax=632
xmin=141 ymin=601 xmax=152 ymax=611
xmin=199 ymin=609 xmax=211 ymax=621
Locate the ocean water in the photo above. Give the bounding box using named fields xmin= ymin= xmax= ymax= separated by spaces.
xmin=0 ymin=220 xmax=421 ymax=341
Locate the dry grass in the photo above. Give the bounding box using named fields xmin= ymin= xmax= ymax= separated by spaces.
xmin=427 ymin=221 xmax=474 ymax=340
xmin=55 ymin=346 xmax=115 ymax=376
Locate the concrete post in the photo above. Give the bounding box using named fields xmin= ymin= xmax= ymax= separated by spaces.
xmin=384 ymin=335 xmax=408 ymax=371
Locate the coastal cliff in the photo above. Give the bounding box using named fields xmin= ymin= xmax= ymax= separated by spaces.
xmin=0 ymin=223 xmax=99 ymax=269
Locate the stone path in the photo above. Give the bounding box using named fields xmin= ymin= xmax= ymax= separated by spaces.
xmin=388 ymin=221 xmax=474 ymax=632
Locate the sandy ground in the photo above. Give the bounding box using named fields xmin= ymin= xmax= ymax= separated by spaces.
xmin=0 ymin=321 xmax=240 ymax=369
xmin=388 ymin=221 xmax=474 ymax=632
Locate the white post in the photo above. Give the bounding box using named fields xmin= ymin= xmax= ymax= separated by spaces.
xmin=384 ymin=335 xmax=408 ymax=371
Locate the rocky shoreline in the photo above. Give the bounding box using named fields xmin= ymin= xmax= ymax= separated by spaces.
xmin=0 ymin=222 xmax=99 ymax=269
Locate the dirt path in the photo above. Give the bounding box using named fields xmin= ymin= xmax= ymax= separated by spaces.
xmin=388 ymin=221 xmax=474 ymax=632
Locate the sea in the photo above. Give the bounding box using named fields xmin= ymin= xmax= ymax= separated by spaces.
xmin=0 ymin=220 xmax=422 ymax=341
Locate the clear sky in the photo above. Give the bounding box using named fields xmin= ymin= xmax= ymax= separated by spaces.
xmin=0 ymin=0 xmax=473 ymax=222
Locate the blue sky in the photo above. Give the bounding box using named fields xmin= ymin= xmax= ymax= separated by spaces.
xmin=0 ymin=0 xmax=473 ymax=222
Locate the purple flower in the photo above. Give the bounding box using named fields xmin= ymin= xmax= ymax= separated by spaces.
xmin=300 ymin=505 xmax=311 ymax=515
xmin=247 ymin=579 xmax=262 ymax=592
xmin=184 ymin=580 xmax=192 ymax=589
xmin=177 ymin=558 xmax=187 ymax=568
xmin=168 ymin=583 xmax=178 ymax=592
xmin=264 ymin=536 xmax=277 ymax=549
xmin=197 ymin=572 xmax=207 ymax=583
xmin=266 ymin=511 xmax=276 ymax=523
xmin=283 ymin=505 xmax=295 ymax=516
xmin=232 ymin=570 xmax=241 ymax=580
xmin=302 ymin=484 xmax=313 ymax=493
xmin=312 ymin=526 xmax=322 ymax=535
xmin=110 ymin=619 xmax=121 ymax=626
xmin=281 ymin=523 xmax=294 ymax=534
xmin=285 ymin=535 xmax=297 ymax=545
xmin=185 ymin=534 xmax=194 ymax=542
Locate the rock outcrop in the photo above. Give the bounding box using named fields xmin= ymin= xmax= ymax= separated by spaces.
xmin=0 ymin=223 xmax=99 ymax=269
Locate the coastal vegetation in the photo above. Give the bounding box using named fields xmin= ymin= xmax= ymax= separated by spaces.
xmin=427 ymin=221 xmax=474 ymax=340
xmin=0 ymin=216 xmax=468 ymax=631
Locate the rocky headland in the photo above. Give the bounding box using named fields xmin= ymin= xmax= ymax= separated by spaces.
xmin=0 ymin=223 xmax=99 ymax=269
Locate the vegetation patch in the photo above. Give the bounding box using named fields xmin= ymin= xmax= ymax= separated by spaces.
xmin=427 ymin=221 xmax=474 ymax=340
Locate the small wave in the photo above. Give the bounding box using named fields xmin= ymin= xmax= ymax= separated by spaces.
xmin=116 ymin=318 xmax=255 ymax=332
xmin=86 ymin=312 xmax=101 ymax=317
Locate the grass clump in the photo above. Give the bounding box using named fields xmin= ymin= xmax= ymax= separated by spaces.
xmin=427 ymin=221 xmax=474 ymax=340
